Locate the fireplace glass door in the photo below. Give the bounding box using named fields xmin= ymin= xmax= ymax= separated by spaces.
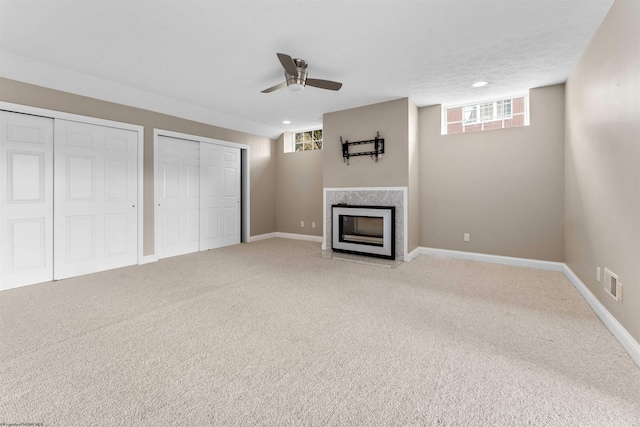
xmin=340 ymin=216 xmax=384 ymax=246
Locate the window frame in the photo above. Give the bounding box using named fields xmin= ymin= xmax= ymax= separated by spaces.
xmin=285 ymin=128 xmax=323 ymax=153
xmin=442 ymin=92 xmax=529 ymax=135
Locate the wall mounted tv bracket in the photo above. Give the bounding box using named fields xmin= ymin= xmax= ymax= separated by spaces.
xmin=340 ymin=131 xmax=384 ymax=165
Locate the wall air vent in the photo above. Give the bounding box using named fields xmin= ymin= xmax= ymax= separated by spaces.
xmin=603 ymin=268 xmax=622 ymax=302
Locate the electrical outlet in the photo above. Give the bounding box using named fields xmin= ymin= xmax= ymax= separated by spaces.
xmin=604 ymin=268 xmax=622 ymax=302
xmin=301 ymin=221 xmax=304 ymax=227
xmin=464 ymin=233 xmax=470 ymax=242
xmin=597 ymin=267 xmax=601 ymax=282
xmin=311 ymin=222 xmax=316 ymax=229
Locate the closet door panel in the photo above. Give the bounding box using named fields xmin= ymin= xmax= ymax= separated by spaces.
xmin=0 ymin=112 xmax=54 ymax=290
xmin=199 ymin=143 xmax=240 ymax=250
xmin=54 ymin=119 xmax=137 ymax=280
xmin=155 ymin=135 xmax=199 ymax=259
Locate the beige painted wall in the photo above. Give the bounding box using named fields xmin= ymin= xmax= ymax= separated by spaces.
xmin=323 ymin=98 xmax=409 ymax=188
xmin=419 ymin=85 xmax=565 ymax=261
xmin=0 ymin=78 xmax=277 ymax=256
xmin=565 ymin=0 xmax=640 ymax=343
xmin=275 ymin=133 xmax=323 ymax=236
xmin=323 ymin=98 xmax=422 ymax=252
xmin=407 ymin=99 xmax=420 ymax=253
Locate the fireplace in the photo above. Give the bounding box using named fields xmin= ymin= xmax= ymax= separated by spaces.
xmin=332 ymin=205 xmax=395 ymax=259
xmin=324 ymin=187 xmax=406 ymax=261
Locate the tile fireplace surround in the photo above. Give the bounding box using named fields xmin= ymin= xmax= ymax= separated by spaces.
xmin=323 ymin=187 xmax=407 ymax=261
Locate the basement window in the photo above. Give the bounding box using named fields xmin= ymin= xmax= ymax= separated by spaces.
xmin=295 ymin=129 xmax=323 ymax=151
xmin=284 ymin=129 xmax=323 ymax=153
xmin=443 ymin=94 xmax=529 ymax=135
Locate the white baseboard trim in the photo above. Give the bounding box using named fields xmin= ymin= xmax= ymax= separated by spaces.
xmin=563 ymin=264 xmax=640 ymax=368
xmin=248 ymin=232 xmax=277 ymax=242
xmin=273 ymin=232 xmax=323 ymax=243
xmin=139 ymin=255 xmax=158 ymax=265
xmin=249 ymin=232 xmax=323 ymax=243
xmin=416 ymin=247 xmax=565 ymax=271
xmin=405 ymin=247 xmax=422 ymax=262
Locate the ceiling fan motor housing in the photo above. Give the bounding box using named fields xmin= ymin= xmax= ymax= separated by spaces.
xmin=285 ymin=58 xmax=308 ymax=90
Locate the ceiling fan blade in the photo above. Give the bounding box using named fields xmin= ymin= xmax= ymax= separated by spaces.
xmin=277 ymin=53 xmax=299 ymax=76
xmin=261 ymin=81 xmax=287 ymax=93
xmin=306 ymin=78 xmax=343 ymax=91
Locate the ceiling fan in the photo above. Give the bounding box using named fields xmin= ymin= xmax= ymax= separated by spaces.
xmin=261 ymin=53 xmax=343 ymax=93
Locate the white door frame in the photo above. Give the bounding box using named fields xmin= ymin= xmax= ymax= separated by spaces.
xmin=153 ymin=129 xmax=250 ymax=257
xmin=0 ymin=101 xmax=145 ymax=265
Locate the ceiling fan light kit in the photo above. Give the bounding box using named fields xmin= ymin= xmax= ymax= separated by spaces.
xmin=261 ymin=53 xmax=343 ymax=93
xmin=287 ymin=82 xmax=305 ymax=92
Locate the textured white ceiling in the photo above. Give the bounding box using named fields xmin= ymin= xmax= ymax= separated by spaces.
xmin=0 ymin=0 xmax=614 ymax=139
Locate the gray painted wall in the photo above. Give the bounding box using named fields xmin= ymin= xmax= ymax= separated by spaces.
xmin=565 ymin=0 xmax=639 ymax=343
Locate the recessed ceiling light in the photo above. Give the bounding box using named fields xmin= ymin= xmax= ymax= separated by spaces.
xmin=282 ymin=120 xmax=291 ymax=124
xmin=472 ymin=81 xmax=489 ymax=88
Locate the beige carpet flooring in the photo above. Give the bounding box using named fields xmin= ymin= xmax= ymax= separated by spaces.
xmin=1 ymin=238 xmax=639 ymax=426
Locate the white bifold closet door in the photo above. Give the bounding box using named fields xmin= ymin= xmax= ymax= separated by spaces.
xmin=156 ymin=136 xmax=200 ymax=259
xmin=200 ymin=142 xmax=241 ymax=250
xmin=156 ymin=135 xmax=240 ymax=259
xmin=0 ymin=111 xmax=54 ymax=290
xmin=53 ymin=119 xmax=138 ymax=280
